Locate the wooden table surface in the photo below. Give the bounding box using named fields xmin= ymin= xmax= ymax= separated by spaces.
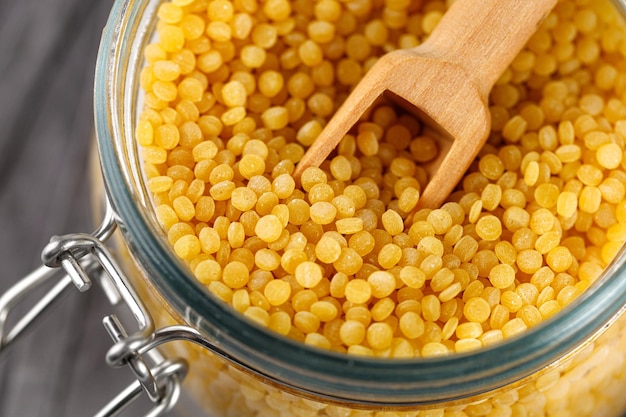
xmin=0 ymin=0 xmax=199 ymax=415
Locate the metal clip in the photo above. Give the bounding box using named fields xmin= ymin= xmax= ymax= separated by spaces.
xmin=0 ymin=264 xmax=75 ymax=353
xmin=0 ymin=204 xmax=117 ymax=354
xmin=0 ymin=201 xmax=189 ymax=417
xmin=94 ymin=352 xmax=187 ymax=417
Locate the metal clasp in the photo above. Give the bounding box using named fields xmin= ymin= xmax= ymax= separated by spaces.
xmin=0 ymin=201 xmax=187 ymax=417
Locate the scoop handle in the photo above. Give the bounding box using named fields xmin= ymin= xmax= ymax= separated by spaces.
xmin=419 ymin=0 xmax=557 ymax=98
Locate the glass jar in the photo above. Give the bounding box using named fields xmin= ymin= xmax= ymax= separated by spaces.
xmin=90 ymin=0 xmax=626 ymax=415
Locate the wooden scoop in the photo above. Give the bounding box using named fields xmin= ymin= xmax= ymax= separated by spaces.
xmin=293 ymin=0 xmax=557 ymax=209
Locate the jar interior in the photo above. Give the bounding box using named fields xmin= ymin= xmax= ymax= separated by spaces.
xmin=94 ymin=0 xmax=626 ymax=408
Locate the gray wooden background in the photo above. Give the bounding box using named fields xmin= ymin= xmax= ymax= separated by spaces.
xmin=0 ymin=0 xmax=199 ymax=415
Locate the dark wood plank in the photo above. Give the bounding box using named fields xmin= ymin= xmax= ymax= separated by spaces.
xmin=0 ymin=0 xmax=195 ymax=415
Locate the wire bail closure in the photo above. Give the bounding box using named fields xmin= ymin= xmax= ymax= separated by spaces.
xmin=0 ymin=195 xmax=308 ymax=416
xmin=0 ymin=201 xmax=188 ymax=417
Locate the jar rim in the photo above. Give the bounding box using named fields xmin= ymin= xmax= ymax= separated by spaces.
xmin=94 ymin=0 xmax=626 ymax=406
